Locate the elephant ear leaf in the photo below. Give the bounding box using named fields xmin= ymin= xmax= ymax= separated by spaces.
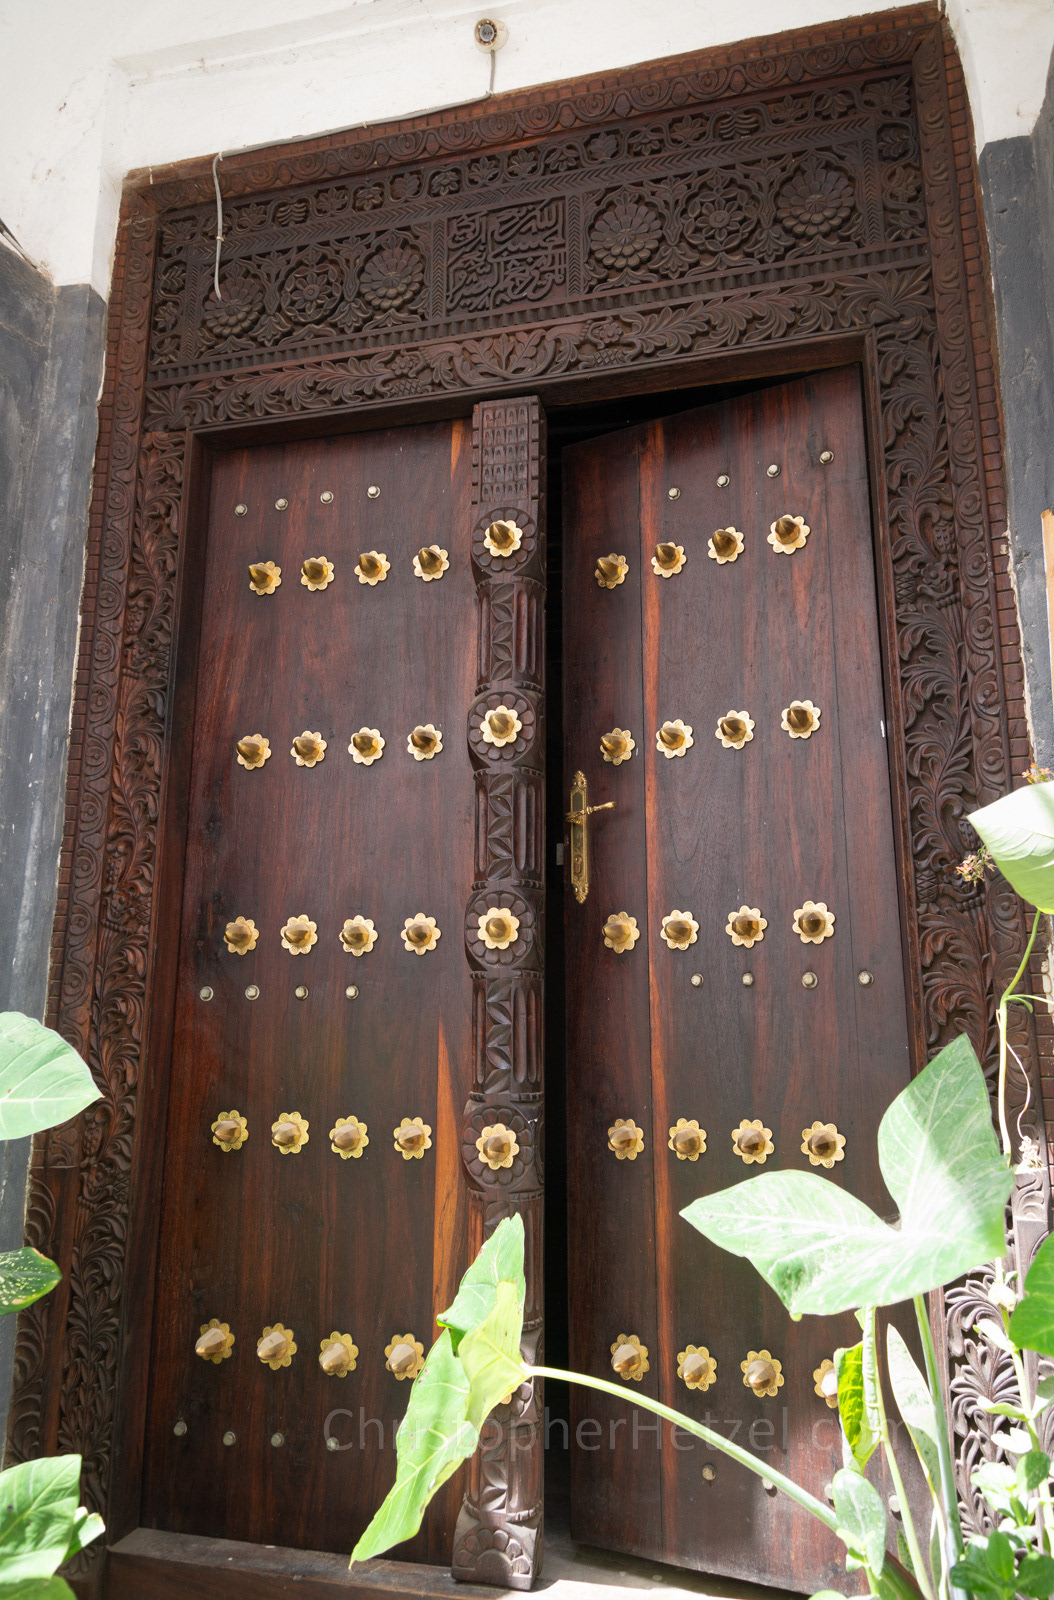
xmin=459 ymin=1280 xmax=526 ymax=1433
xmin=351 ymin=1331 xmax=475 ymax=1563
xmin=438 ymin=1215 xmax=525 ymax=1354
xmin=0 ymin=1248 xmax=61 ymax=1315
xmin=681 ymin=1034 xmax=1010 ymax=1315
xmin=969 ymin=783 xmax=1054 ymax=912
xmin=0 ymin=1014 xmax=100 ymax=1141
xmin=1010 ymin=1233 xmax=1054 ymax=1357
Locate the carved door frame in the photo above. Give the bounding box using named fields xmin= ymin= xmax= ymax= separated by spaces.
xmin=8 ymin=7 xmax=1049 ymax=1595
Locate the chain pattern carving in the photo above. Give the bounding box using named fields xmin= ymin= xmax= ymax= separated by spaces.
xmin=7 ymin=10 xmax=1049 ymax=1588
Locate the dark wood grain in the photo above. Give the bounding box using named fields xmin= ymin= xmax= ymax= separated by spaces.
xmin=141 ymin=420 xmax=475 ymax=1559
xmin=562 ymin=370 xmax=912 ymax=1588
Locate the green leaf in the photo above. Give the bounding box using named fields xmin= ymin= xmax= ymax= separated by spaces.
xmin=458 ymin=1280 xmax=526 ymax=1434
xmin=0 ymin=1456 xmax=81 ymax=1582
xmin=836 ymin=1342 xmax=878 ymax=1470
xmin=951 ymin=1540 xmax=1015 ymax=1599
xmin=682 ymin=1035 xmax=1011 ymax=1315
xmin=437 ymin=1216 xmax=525 ymax=1355
xmin=985 ymin=1531 xmax=1017 ymax=1585
xmin=1035 ymin=1374 xmax=1054 ymax=1404
xmin=886 ymin=1326 xmax=941 ymax=1494
xmin=62 ymin=1507 xmax=103 ymax=1560
xmin=969 ymin=784 xmax=1054 ymax=911
xmin=0 ymin=1252 xmax=60 ymax=1317
xmin=976 ymin=1317 xmax=1016 ymax=1353
xmin=1010 ymin=1235 xmax=1054 ymax=1357
xmin=0 ymin=1016 xmax=99 ymax=1142
xmin=808 ymin=1593 xmax=847 ymax=1600
xmin=0 ymin=1580 xmax=78 ymax=1599
xmin=1018 ymin=1552 xmax=1054 ymax=1598
xmin=832 ymin=1468 xmax=887 ymax=1575
xmin=1016 ymin=1450 xmax=1050 ymax=1493
xmin=351 ymin=1331 xmax=476 ymax=1564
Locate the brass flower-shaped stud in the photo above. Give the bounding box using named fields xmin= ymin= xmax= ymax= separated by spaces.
xmin=813 ymin=1358 xmax=839 ymax=1408
xmin=793 ymin=901 xmax=835 ymax=944
xmin=726 ymin=907 xmax=766 ymax=948
xmin=661 ymin=910 xmax=699 ymax=950
xmin=656 ymin=719 xmax=693 ymax=757
xmin=596 ymin=554 xmax=628 ymax=589
xmin=212 ymin=1111 xmax=248 ymax=1151
xmin=801 ymin=1121 xmax=846 ymax=1168
xmin=414 ymin=545 xmax=449 ymax=581
xmin=476 ymin=1122 xmax=520 ymax=1170
xmin=782 ymin=699 xmax=821 ymax=739
xmin=652 ymin=542 xmax=686 ymax=577
xmin=248 ymin=560 xmax=281 ymax=595
xmin=258 ymin=1323 xmax=296 ymax=1368
xmin=483 ymin=520 xmax=523 ymax=557
xmin=301 ymin=556 xmax=334 ymax=590
xmin=340 ymin=915 xmax=377 ymax=956
xmin=477 ymin=908 xmax=520 ymax=951
xmin=402 ymin=913 xmax=440 ymax=954
xmin=742 ymin=1350 xmax=784 ymax=1397
xmin=356 ymin=550 xmax=390 ymax=585
xmin=280 ymin=914 xmax=317 ymax=954
xmin=386 ymin=1335 xmax=425 ymax=1379
xmin=394 ymin=1117 xmax=432 ymax=1158
xmin=291 ymin=731 xmax=326 ymax=766
xmin=603 ymin=912 xmax=640 ymax=953
xmin=607 ymin=1118 xmax=645 ymax=1160
xmin=271 ymin=1112 xmax=309 ymax=1153
xmin=678 ymin=1345 xmax=717 ymax=1390
xmin=224 ymin=916 xmax=259 ymax=955
xmin=349 ymin=728 xmax=384 ymax=765
xmin=733 ymin=1119 xmax=774 ymax=1164
xmin=716 ymin=711 xmax=755 ymax=750
xmin=236 ymin=734 xmax=271 ymax=769
xmin=480 ymin=706 xmax=522 ymax=748
xmin=408 ymin=724 xmax=442 ymax=759
xmin=600 ymin=728 xmax=635 ymax=765
xmin=668 ymin=1118 xmax=706 ymax=1161
xmin=708 ymin=527 xmax=744 ymax=564
xmin=768 ymin=514 xmax=810 ymax=554
xmin=195 ymin=1318 xmax=235 ymax=1363
xmin=611 ymin=1334 xmax=649 ymax=1381
xmin=320 ymin=1332 xmax=358 ymax=1377
xmin=330 ymin=1115 xmax=368 ymax=1158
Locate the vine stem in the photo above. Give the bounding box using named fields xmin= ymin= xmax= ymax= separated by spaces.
xmin=524 ymin=1364 xmax=924 ymax=1600
xmin=997 ymin=906 xmax=1041 ymax=1158
xmin=913 ymin=1297 xmax=966 ymax=1600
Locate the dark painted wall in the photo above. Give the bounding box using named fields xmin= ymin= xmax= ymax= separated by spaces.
xmin=980 ymin=48 xmax=1054 ymax=766
xmin=0 ymin=243 xmax=105 ymax=1446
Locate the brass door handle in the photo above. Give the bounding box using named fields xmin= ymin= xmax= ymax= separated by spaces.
xmin=566 ymin=772 xmax=616 ymax=903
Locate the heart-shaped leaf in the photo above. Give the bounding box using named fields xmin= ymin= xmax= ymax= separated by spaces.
xmin=0 ymin=1016 xmax=99 ymax=1142
xmin=832 ymin=1468 xmax=887 ymax=1574
xmin=459 ymin=1280 xmax=526 ymax=1433
xmin=0 ymin=1250 xmax=60 ymax=1317
xmin=682 ymin=1035 xmax=1010 ymax=1315
xmin=969 ymin=784 xmax=1054 ymax=911
xmin=0 ymin=1456 xmax=81 ymax=1582
xmin=1010 ymin=1234 xmax=1054 ymax=1357
xmin=438 ymin=1215 xmax=525 ymax=1354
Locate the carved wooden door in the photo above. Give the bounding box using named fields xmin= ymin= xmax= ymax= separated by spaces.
xmin=140 ymin=402 xmax=545 ymax=1582
xmin=562 ymin=368 xmax=912 ymax=1590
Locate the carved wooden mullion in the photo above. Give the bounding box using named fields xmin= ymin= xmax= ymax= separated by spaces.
xmin=455 ymin=398 xmax=545 ymax=1589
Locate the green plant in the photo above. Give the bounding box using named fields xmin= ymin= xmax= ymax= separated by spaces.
xmin=348 ymin=777 xmax=1054 ymax=1600
xmin=0 ymin=1014 xmax=103 ymax=1596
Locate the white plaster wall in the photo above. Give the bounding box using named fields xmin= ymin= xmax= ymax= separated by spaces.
xmin=1 ymin=0 xmax=1053 ymax=295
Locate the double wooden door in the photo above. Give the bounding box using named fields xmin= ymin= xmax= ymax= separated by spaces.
xmin=563 ymin=368 xmax=912 ymax=1592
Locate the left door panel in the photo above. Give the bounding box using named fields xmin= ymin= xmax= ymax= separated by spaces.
xmin=142 ymin=420 xmax=476 ymax=1560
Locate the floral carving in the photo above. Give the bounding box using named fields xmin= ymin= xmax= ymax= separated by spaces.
xmin=589 ymin=198 xmax=662 ymax=273
xmin=280 ymin=253 xmax=343 ymax=324
xmin=359 ymin=243 xmax=425 ymax=312
xmin=777 ymin=158 xmax=856 ymax=240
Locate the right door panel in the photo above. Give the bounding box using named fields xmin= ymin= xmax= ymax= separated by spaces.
xmin=563 ymin=368 xmax=912 ymax=1590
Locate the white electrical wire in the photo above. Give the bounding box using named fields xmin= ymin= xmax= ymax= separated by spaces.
xmin=212 ymin=152 xmax=225 ymax=299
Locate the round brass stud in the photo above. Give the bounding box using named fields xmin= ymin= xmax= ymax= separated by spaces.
xmin=858 ymin=970 xmax=874 ymax=986
xmin=174 ymin=1420 xmax=187 ymax=1436
xmin=294 ymin=985 xmax=309 ymax=1000
xmin=690 ymin=973 xmax=703 ymax=988
xmin=223 ymin=1431 xmax=236 ymax=1447
xmin=767 ymin=514 xmax=810 ymax=554
xmin=393 ymin=1117 xmax=432 ymax=1158
xmin=483 ymin=520 xmax=523 ymax=557
xmin=813 ymin=1357 xmax=839 ymax=1407
xmin=478 ymin=907 xmax=520 ymax=951
xmin=607 ymin=1118 xmax=645 ymax=1160
xmin=802 ymin=971 xmax=818 ymax=989
xmin=234 ymin=503 xmax=247 ymax=516
xmin=602 ymin=912 xmax=640 ymax=953
xmin=320 ymin=1332 xmax=358 ymax=1377
xmin=340 ymin=916 xmax=378 ymax=956
xmin=708 ymin=525 xmax=744 ymax=563
xmin=199 ymin=986 xmax=214 ymax=1002
xmin=726 ymin=906 xmax=766 ymax=948
xmin=320 ymin=490 xmax=334 ymax=503
xmin=236 ymin=734 xmax=271 ymax=769
xmin=385 ymin=1335 xmax=424 ymax=1379
xmin=595 ymin=553 xmax=629 ymax=589
xmin=280 ymin=914 xmax=318 ymax=954
xmin=611 ymin=1334 xmax=649 ymax=1381
xmin=401 ymin=913 xmax=440 ymax=954
xmin=600 ymin=727 xmax=635 ymax=765
xmin=793 ymin=901 xmax=835 ymax=944
xmin=275 ymin=498 xmax=288 ymax=511
xmin=801 ymin=1121 xmax=846 ymax=1168
xmin=667 ymin=486 xmax=681 ymax=500
xmin=346 ymin=985 xmax=359 ymax=999
xmin=702 ymin=1463 xmax=717 ymax=1481
xmin=409 ymin=723 xmax=443 ymax=759
xmin=716 ymin=710 xmax=754 ymax=750
xmin=224 ymin=916 xmax=259 ymax=955
xmin=668 ymin=1118 xmax=706 ymax=1160
xmin=661 ymin=910 xmax=699 ymax=950
xmin=212 ymin=1111 xmax=248 ymax=1151
xmin=742 ymin=1349 xmax=783 ymax=1396
xmin=782 ymin=699 xmax=821 ymax=739
xmin=819 ymin=450 xmax=834 ymax=465
xmin=271 ymin=1112 xmax=309 ymax=1153
xmin=481 ymin=705 xmax=522 ymax=748
xmin=476 ymin=1122 xmax=520 ymax=1170
xmin=656 ymin=719 xmax=693 ymax=757
xmin=257 ymin=1323 xmax=296 ymax=1368
xmin=414 ymin=544 xmax=450 ymax=581
xmin=195 ymin=1319 xmax=234 ymax=1362
xmin=367 ymin=485 xmax=381 ymax=498
xmin=356 ymin=550 xmax=389 ymax=585
xmin=652 ymin=542 xmax=686 ymax=577
xmin=301 ymin=556 xmax=335 ymax=591
xmin=248 ymin=560 xmax=281 ymax=595
xmin=271 ymin=1433 xmax=284 ymax=1448
xmin=330 ymin=1116 xmax=368 ymax=1158
xmin=245 ymin=984 xmax=259 ymax=999
xmin=766 ymin=464 xmax=781 ymax=478
xmin=742 ymin=972 xmax=755 ymax=986
xmin=349 ymin=727 xmax=384 ymax=765
xmin=716 ymin=474 xmax=730 ymax=488
xmin=678 ymin=1344 xmax=717 ymax=1390
xmin=733 ymin=1119 xmax=774 ymax=1164
xmin=291 ymin=731 xmax=326 ymax=767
